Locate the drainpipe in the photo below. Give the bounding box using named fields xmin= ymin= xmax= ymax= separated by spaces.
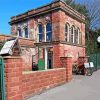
xmin=44 ymin=47 xmax=48 ymax=70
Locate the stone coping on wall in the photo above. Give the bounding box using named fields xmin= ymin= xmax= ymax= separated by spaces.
xmin=60 ymin=41 xmax=86 ymax=48
xmin=2 ymin=56 xmax=22 ymax=59
xmin=22 ymin=68 xmax=66 ymax=75
xmin=0 ymin=34 xmax=34 ymax=47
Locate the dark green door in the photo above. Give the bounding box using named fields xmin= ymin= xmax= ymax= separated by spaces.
xmin=38 ymin=59 xmax=45 ymax=70
xmin=0 ymin=57 xmax=6 ymax=100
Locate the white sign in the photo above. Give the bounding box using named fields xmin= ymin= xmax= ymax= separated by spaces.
xmin=97 ymin=36 xmax=100 ymax=43
xmin=84 ymin=63 xmax=90 ymax=68
xmin=84 ymin=62 xmax=94 ymax=68
xmin=89 ymin=62 xmax=94 ymax=68
xmin=0 ymin=38 xmax=17 ymax=55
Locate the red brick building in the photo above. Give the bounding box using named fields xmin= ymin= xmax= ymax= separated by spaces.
xmin=9 ymin=0 xmax=86 ymax=70
xmin=0 ymin=0 xmax=87 ymax=99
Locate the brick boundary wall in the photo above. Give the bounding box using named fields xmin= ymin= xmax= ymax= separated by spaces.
xmin=3 ymin=56 xmax=72 ymax=100
xmin=22 ymin=68 xmax=66 ymax=99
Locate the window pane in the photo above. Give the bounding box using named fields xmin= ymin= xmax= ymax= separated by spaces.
xmin=18 ymin=29 xmax=22 ymax=37
xmin=74 ymin=30 xmax=78 ymax=44
xmin=65 ymin=24 xmax=68 ymax=42
xmin=46 ymin=22 xmax=52 ymax=41
xmin=25 ymin=28 xmax=28 ymax=38
xmin=65 ymin=25 xmax=68 ymax=33
xmin=39 ymin=34 xmax=43 ymax=42
xmin=38 ymin=24 xmax=43 ymax=42
xmin=38 ymin=24 xmax=42 ymax=33
xmin=46 ymin=32 xmax=52 ymax=41
xmin=46 ymin=23 xmax=52 ymax=32
xmin=71 ymin=27 xmax=74 ymax=43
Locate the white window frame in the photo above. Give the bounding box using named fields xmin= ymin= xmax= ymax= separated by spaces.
xmin=77 ymin=28 xmax=80 ymax=44
xmin=46 ymin=22 xmax=52 ymax=42
xmin=38 ymin=24 xmax=43 ymax=42
xmin=17 ymin=28 xmax=22 ymax=37
xmin=71 ymin=26 xmax=75 ymax=43
xmin=24 ymin=27 xmax=29 ymax=38
xmin=65 ymin=23 xmax=70 ymax=42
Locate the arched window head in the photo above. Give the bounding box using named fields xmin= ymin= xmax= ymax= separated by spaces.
xmin=65 ymin=23 xmax=70 ymax=42
xmin=46 ymin=22 xmax=52 ymax=41
xmin=38 ymin=23 xmax=43 ymax=42
xmin=71 ymin=25 xmax=75 ymax=43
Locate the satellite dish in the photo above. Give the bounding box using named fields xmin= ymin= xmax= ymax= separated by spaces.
xmin=97 ymin=36 xmax=100 ymax=43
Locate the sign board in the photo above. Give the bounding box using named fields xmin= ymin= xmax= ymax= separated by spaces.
xmin=97 ymin=36 xmax=100 ymax=43
xmin=84 ymin=63 xmax=90 ymax=68
xmin=84 ymin=62 xmax=94 ymax=68
xmin=0 ymin=38 xmax=18 ymax=55
xmin=89 ymin=62 xmax=94 ymax=68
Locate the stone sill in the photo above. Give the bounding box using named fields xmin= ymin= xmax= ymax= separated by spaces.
xmin=2 ymin=56 xmax=21 ymax=59
xmin=61 ymin=41 xmax=86 ymax=48
xmin=22 ymin=68 xmax=65 ymax=75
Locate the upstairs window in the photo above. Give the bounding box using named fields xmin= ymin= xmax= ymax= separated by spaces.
xmin=46 ymin=22 xmax=52 ymax=41
xmin=77 ymin=28 xmax=80 ymax=44
xmin=18 ymin=28 xmax=22 ymax=37
xmin=24 ymin=27 xmax=28 ymax=38
xmin=71 ymin=26 xmax=75 ymax=43
xmin=74 ymin=28 xmax=80 ymax=44
xmin=38 ymin=24 xmax=43 ymax=42
xmin=65 ymin=23 xmax=70 ymax=42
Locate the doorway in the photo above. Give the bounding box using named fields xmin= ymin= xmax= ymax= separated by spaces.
xmin=47 ymin=48 xmax=53 ymax=69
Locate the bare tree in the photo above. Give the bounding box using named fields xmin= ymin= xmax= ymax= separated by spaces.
xmin=83 ymin=0 xmax=100 ymax=29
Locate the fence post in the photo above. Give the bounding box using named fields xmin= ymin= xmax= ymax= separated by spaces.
xmin=0 ymin=57 xmax=6 ymax=100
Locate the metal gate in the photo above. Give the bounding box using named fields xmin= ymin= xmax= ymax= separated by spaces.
xmin=0 ymin=57 xmax=6 ymax=100
xmin=89 ymin=53 xmax=100 ymax=70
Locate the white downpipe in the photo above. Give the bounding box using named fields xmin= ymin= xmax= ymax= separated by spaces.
xmin=44 ymin=25 xmax=46 ymax=42
xmin=45 ymin=47 xmax=48 ymax=70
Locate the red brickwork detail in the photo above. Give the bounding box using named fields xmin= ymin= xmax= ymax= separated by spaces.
xmin=4 ymin=57 xmax=23 ymax=100
xmin=53 ymin=44 xmax=61 ymax=68
xmin=0 ymin=35 xmax=34 ymax=47
xmin=4 ymin=56 xmax=67 ymax=100
xmin=22 ymin=68 xmax=66 ymax=99
xmin=60 ymin=57 xmax=72 ymax=82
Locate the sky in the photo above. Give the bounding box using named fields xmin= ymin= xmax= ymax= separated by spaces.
xmin=0 ymin=0 xmax=81 ymax=35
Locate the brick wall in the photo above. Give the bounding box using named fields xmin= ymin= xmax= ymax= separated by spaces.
xmin=10 ymin=10 xmax=85 ymax=45
xmin=59 ymin=44 xmax=86 ymax=62
xmin=0 ymin=34 xmax=34 ymax=47
xmin=60 ymin=57 xmax=72 ymax=81
xmin=4 ymin=56 xmax=23 ymax=100
xmin=22 ymin=68 xmax=66 ymax=99
xmin=3 ymin=56 xmax=73 ymax=100
xmin=53 ymin=43 xmax=85 ymax=68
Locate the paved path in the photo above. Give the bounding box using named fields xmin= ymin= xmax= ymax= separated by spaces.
xmin=28 ymin=70 xmax=100 ymax=100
